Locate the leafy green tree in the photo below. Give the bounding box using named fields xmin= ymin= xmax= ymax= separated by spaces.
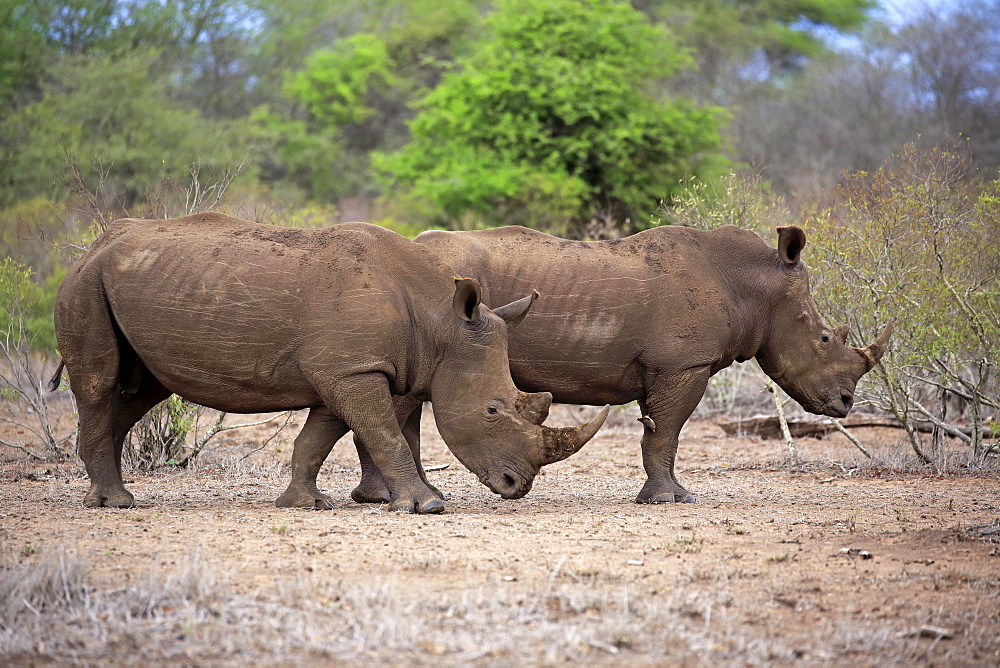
xmin=0 ymin=50 xmax=252 ymax=207
xmin=642 ymin=0 xmax=875 ymax=103
xmin=375 ymin=0 xmax=725 ymax=236
xmin=0 ymin=2 xmax=51 ymax=107
xmin=253 ymin=0 xmax=482 ymax=202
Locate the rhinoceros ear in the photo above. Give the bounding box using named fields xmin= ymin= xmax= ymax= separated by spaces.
xmin=777 ymin=226 xmax=806 ymax=265
xmin=493 ymin=290 xmax=539 ymax=327
xmin=453 ymin=277 xmax=482 ymax=322
xmin=834 ymin=324 xmax=850 ymax=344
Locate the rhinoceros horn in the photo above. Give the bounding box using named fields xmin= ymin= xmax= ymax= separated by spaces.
xmin=540 ymin=405 xmax=611 ymax=465
xmin=516 ymin=390 xmax=552 ymax=425
xmin=855 ymin=323 xmax=894 ymax=372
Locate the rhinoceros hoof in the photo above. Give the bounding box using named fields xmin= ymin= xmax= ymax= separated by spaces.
xmin=419 ymin=498 xmax=446 ymax=514
xmin=351 ymin=484 xmax=391 ymax=504
xmin=275 ymin=488 xmax=335 ymax=510
xmin=635 ymin=491 xmax=697 ymax=504
xmin=83 ymin=489 xmax=135 ymax=509
xmin=388 ymin=497 xmax=446 ymax=514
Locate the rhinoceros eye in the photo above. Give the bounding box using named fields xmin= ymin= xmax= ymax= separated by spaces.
xmin=821 ymin=334 xmax=830 ymax=343
xmin=487 ymin=406 xmax=499 ymax=414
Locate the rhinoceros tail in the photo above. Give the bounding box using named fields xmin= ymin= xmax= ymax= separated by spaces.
xmin=47 ymin=359 xmax=65 ymax=392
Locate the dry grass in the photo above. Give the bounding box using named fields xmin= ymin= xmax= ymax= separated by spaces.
xmin=1 ymin=547 xmax=995 ymax=665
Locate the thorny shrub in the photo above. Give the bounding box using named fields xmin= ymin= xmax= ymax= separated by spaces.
xmin=807 ymin=144 xmax=999 ymax=467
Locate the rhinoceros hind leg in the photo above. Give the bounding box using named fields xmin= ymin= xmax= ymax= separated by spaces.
xmin=87 ymin=367 xmax=171 ymax=509
xmin=277 ymin=407 xmax=350 ymax=511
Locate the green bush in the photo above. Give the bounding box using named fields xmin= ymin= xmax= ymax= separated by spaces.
xmin=0 ymin=258 xmax=59 ymax=356
xmin=807 ymin=144 xmax=1000 ymax=465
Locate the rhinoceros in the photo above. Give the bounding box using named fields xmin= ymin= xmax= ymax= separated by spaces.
xmin=345 ymin=224 xmax=891 ymax=505
xmin=49 ymin=213 xmax=608 ymax=513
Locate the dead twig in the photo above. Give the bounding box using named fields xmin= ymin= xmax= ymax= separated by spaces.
xmin=176 ymin=411 xmax=291 ymax=467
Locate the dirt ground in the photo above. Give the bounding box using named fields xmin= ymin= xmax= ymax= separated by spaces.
xmin=2 ymin=403 xmax=999 ymax=665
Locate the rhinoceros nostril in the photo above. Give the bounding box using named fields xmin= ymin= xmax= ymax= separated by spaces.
xmin=502 ymin=473 xmax=517 ymax=490
xmin=841 ymin=393 xmax=854 ymax=411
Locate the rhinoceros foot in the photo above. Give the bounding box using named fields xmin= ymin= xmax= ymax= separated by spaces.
xmin=275 ymin=486 xmax=336 ymax=510
xmin=83 ymin=484 xmax=135 ymax=509
xmin=635 ymin=481 xmax=697 ymax=505
xmin=351 ymin=478 xmax=444 ymax=503
xmin=388 ymin=494 xmax=445 ymax=514
xmin=351 ymin=483 xmax=391 ymax=504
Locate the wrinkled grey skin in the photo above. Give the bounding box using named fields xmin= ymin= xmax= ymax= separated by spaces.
xmin=351 ymin=224 xmax=891 ymax=505
xmin=50 ymin=213 xmax=606 ymax=513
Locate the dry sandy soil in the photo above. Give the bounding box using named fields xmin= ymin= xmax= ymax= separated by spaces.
xmin=1 ymin=402 xmax=998 ymax=665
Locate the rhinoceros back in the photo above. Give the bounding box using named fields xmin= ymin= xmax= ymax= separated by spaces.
xmin=56 ymin=214 xmax=455 ymax=412
xmin=415 ymin=225 xmax=753 ymax=405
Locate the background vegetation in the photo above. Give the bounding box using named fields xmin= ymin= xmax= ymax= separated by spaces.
xmin=1 ymin=0 xmax=998 ymax=468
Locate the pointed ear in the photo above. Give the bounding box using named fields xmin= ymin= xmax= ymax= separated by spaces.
xmin=777 ymin=226 xmax=806 ymax=265
xmin=834 ymin=324 xmax=850 ymax=344
xmin=493 ymin=290 xmax=539 ymax=327
xmin=452 ymin=277 xmax=482 ymax=322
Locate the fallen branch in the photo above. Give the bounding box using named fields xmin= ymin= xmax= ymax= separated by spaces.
xmin=718 ymin=414 xmax=996 ymax=441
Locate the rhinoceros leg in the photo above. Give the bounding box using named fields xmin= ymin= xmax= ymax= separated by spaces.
xmin=351 ymin=439 xmax=390 ymax=504
xmin=352 ymin=396 xmax=444 ymax=504
xmin=77 ymin=394 xmax=134 ymax=508
xmin=276 ymin=407 xmax=350 ymax=510
xmin=329 ymin=374 xmax=444 ymax=514
xmin=62 ymin=305 xmax=139 ymax=508
xmin=77 ymin=356 xmax=171 ymax=508
xmin=634 ymin=370 xmax=710 ymax=504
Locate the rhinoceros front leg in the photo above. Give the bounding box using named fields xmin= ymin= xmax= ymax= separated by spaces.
xmin=276 ymin=407 xmax=350 ymax=510
xmin=352 ymin=395 xmax=444 ymax=504
xmin=332 ymin=374 xmax=444 ymax=514
xmin=634 ymin=368 xmax=711 ymax=504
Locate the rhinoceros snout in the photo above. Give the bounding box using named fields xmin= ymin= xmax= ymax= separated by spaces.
xmin=818 ymin=390 xmax=854 ymax=418
xmin=481 ymin=469 xmax=533 ymax=499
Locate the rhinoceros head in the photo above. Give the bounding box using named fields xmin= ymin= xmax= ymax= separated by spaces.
xmin=755 ymin=226 xmax=892 ymax=419
xmin=430 ymin=279 xmax=609 ymax=499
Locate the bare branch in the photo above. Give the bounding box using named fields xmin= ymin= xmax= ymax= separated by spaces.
xmin=0 ymin=436 xmax=45 ymax=460
xmin=909 ymin=397 xmax=972 ymax=445
xmin=764 ymin=377 xmax=798 ymax=463
xmin=183 ymin=150 xmax=253 ymax=215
